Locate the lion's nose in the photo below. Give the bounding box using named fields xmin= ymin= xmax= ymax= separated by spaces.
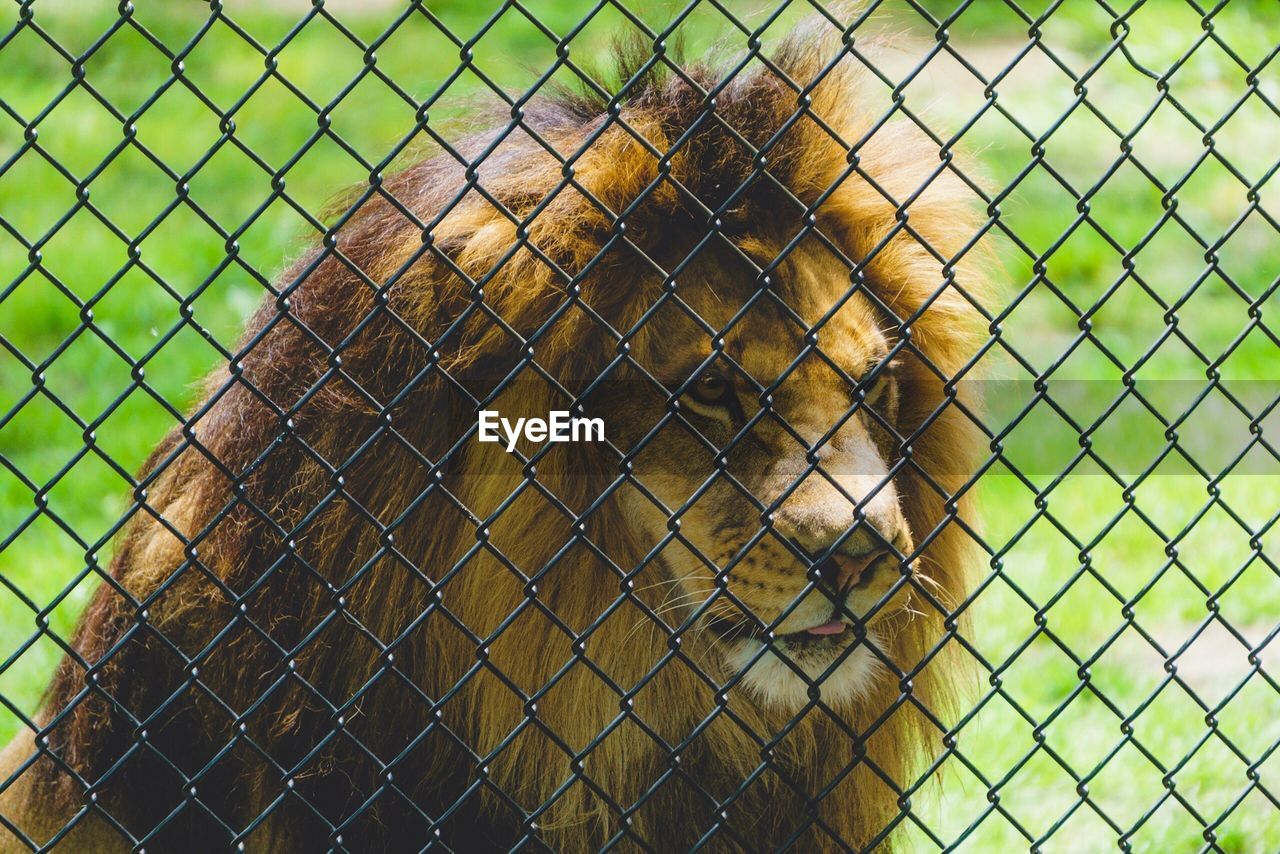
xmin=815 ymin=549 xmax=887 ymax=593
xmin=770 ymin=466 xmax=913 ymax=568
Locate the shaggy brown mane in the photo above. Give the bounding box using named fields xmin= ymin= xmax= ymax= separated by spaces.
xmin=1 ymin=24 xmax=989 ymax=852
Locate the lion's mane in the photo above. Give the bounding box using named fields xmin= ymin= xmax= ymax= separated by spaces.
xmin=14 ymin=28 xmax=989 ymax=852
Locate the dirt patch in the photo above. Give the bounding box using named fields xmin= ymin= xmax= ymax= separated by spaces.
xmin=1109 ymin=620 xmax=1274 ymax=702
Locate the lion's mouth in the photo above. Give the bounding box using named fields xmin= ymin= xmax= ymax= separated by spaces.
xmin=706 ymin=615 xmax=853 ymax=647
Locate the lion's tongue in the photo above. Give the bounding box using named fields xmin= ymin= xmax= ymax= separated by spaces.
xmin=805 ymin=620 xmax=846 ymax=636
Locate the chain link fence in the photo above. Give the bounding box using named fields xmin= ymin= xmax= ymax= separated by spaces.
xmin=0 ymin=0 xmax=1276 ymax=850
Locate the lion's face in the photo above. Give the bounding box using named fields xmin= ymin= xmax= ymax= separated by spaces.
xmin=605 ymin=233 xmax=918 ymax=712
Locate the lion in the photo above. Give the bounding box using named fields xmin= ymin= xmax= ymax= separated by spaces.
xmin=0 ymin=25 xmax=989 ymax=852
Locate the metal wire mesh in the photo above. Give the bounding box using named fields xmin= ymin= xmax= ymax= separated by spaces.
xmin=0 ymin=0 xmax=1276 ymax=850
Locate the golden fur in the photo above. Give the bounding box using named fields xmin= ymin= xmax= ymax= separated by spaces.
xmin=0 ymin=27 xmax=989 ymax=852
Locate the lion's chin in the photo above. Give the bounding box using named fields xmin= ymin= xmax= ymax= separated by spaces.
xmin=723 ymin=626 xmax=888 ymax=713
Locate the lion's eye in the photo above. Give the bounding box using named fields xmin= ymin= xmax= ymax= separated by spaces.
xmin=689 ymin=370 xmax=733 ymax=406
xmin=864 ymin=373 xmax=887 ymax=401
xmin=861 ymin=359 xmax=900 ymax=406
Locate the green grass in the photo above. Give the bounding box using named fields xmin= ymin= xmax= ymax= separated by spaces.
xmin=1 ymin=1 xmax=1277 ymax=850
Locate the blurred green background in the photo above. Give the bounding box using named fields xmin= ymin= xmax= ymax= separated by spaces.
xmin=0 ymin=1 xmax=1276 ymax=850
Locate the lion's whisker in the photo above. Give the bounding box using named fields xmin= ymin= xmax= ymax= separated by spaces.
xmin=630 ymin=574 xmax=714 ymax=594
xmin=621 ymin=586 xmax=717 ymax=646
